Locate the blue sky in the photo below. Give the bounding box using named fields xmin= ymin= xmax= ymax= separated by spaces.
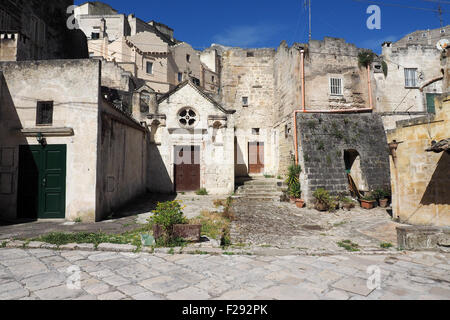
xmin=75 ymin=0 xmax=450 ymax=53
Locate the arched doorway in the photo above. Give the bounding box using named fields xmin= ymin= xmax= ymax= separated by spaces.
xmin=344 ymin=149 xmax=368 ymax=194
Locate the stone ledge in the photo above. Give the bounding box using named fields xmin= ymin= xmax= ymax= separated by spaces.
xmin=97 ymin=243 xmax=137 ymax=252
xmin=397 ymin=226 xmax=450 ymax=250
xmin=1 ymin=239 xmax=439 ymax=256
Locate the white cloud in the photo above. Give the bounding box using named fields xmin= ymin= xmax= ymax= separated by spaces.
xmin=212 ymin=24 xmax=286 ymax=47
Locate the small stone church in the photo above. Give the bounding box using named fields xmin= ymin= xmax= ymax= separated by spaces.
xmin=133 ymin=80 xmax=236 ymax=194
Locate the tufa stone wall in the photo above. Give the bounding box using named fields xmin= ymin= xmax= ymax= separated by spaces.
xmin=296 ymin=113 xmax=391 ymax=203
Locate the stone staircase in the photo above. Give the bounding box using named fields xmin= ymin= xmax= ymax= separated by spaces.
xmin=233 ymin=177 xmax=288 ymax=202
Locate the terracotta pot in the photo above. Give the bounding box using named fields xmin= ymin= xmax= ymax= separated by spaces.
xmin=379 ymin=198 xmax=389 ymax=208
xmin=315 ymin=202 xmax=328 ymax=212
xmin=360 ymin=200 xmax=376 ymax=210
xmin=295 ymin=199 xmax=305 ymax=208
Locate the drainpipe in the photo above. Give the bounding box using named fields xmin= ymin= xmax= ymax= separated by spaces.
xmin=367 ymin=64 xmax=373 ymax=111
xmin=292 ymin=52 xmax=374 ymax=165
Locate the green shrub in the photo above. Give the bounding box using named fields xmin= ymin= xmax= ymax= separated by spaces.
xmin=195 ymin=188 xmax=208 ymax=196
xmin=358 ymin=50 xmax=375 ymax=68
xmin=286 ymin=164 xmax=302 ymax=186
xmin=149 ymin=201 xmax=187 ymax=244
xmin=288 ymin=180 xmax=301 ymax=199
xmin=373 ymin=189 xmax=391 ymax=200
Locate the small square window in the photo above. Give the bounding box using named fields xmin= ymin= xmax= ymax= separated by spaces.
xmin=178 ymin=72 xmax=183 ymax=82
xmin=186 ymin=54 xmax=191 ymax=62
xmin=212 ymin=76 xmax=215 ymax=82
xmin=36 ymin=101 xmax=53 ymax=125
xmin=242 ymin=96 xmax=249 ymax=106
xmin=329 ymin=78 xmax=343 ymax=96
xmin=146 ymin=62 xmax=153 ymax=74
xmin=252 ymin=128 xmax=260 ymax=135
xmin=247 ymin=52 xmax=254 ymax=57
xmin=441 ymin=29 xmax=446 ymax=34
xmin=91 ymin=32 xmax=100 ymax=40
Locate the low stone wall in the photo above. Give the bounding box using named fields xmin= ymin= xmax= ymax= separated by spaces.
xmin=397 ymin=226 xmax=450 ymax=250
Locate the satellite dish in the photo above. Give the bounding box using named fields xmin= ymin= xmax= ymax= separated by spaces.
xmin=437 ymin=39 xmax=450 ymax=51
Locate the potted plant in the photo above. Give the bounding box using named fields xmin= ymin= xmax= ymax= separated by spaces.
xmin=286 ymin=164 xmax=302 ymax=204
xmin=340 ymin=197 xmax=356 ymax=211
xmin=313 ymin=188 xmax=334 ymax=212
xmin=148 ymin=201 xmax=201 ymax=244
xmin=360 ymin=194 xmax=376 ymax=209
xmin=289 ymin=181 xmax=305 ymax=208
xmin=374 ymin=189 xmax=391 ymax=208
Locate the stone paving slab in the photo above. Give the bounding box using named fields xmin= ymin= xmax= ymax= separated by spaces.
xmin=230 ymin=199 xmax=404 ymax=253
xmin=0 ymin=248 xmax=449 ymax=300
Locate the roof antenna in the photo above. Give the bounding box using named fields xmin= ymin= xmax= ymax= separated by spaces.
xmin=438 ymin=4 xmax=444 ymax=29
xmin=308 ymin=0 xmax=312 ymax=41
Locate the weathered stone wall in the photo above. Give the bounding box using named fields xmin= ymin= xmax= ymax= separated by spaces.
xmin=305 ymin=38 xmax=370 ymax=111
xmin=220 ymin=48 xmax=276 ymax=176
xmin=296 ymin=113 xmax=391 ymax=203
xmin=96 ymin=101 xmax=149 ymax=221
xmin=387 ymin=95 xmax=450 ymax=227
xmin=170 ymin=43 xmax=203 ymax=87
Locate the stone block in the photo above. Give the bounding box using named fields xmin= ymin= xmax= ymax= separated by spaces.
xmin=97 ymin=243 xmax=137 ymax=252
xmin=397 ymin=226 xmax=443 ymax=250
xmin=153 ymin=224 xmax=201 ymax=242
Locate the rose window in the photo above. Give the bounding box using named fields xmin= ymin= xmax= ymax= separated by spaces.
xmin=178 ymin=108 xmax=198 ymax=128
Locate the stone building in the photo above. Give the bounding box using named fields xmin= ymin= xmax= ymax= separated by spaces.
xmin=0 ymin=59 xmax=150 ymax=222
xmin=374 ymin=26 xmax=448 ymax=131
xmin=220 ymin=48 xmax=277 ymax=177
xmin=386 ymin=50 xmax=450 ymax=227
xmin=0 ymin=0 xmax=88 ymax=61
xmin=143 ymin=80 xmax=235 ymax=194
xmin=272 ymin=38 xmax=374 ymax=176
xmin=75 ymin=1 xmax=219 ymax=95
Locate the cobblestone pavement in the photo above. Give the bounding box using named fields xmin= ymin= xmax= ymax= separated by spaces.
xmin=0 ymin=248 xmax=449 ymax=300
xmin=231 ymin=199 xmax=405 ymax=253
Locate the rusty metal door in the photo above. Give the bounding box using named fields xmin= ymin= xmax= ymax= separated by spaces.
xmin=174 ymin=145 xmax=200 ymax=192
xmin=248 ymin=142 xmax=264 ymax=174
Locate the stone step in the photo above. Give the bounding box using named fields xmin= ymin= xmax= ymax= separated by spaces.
xmin=242 ymin=180 xmax=285 ymax=186
xmin=237 ymin=194 xmax=284 ymax=199
xmin=231 ymin=195 xmax=283 ymax=202
xmin=236 ymin=187 xmax=285 ymax=193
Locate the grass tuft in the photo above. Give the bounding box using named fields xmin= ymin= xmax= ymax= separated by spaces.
xmin=337 ymin=240 xmax=360 ymax=252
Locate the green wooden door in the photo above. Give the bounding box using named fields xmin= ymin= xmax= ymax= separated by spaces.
xmin=426 ymin=93 xmax=439 ymax=114
xmin=18 ymin=145 xmax=66 ymax=219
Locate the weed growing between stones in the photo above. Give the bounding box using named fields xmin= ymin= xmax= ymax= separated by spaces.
xmin=32 ymin=229 xmax=148 ymax=250
xmin=380 ymin=242 xmax=393 ymax=249
xmin=337 ymin=240 xmax=360 ymax=252
xmin=195 ymin=188 xmax=209 ymax=195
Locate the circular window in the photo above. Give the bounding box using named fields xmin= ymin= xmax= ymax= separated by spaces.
xmin=178 ymin=107 xmax=198 ymax=128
